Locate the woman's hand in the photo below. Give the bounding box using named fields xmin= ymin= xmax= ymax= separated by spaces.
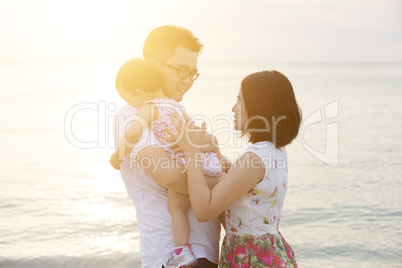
xmin=171 ymin=130 xmax=219 ymax=155
xmin=220 ymin=155 xmax=233 ymax=173
xmin=167 ymin=112 xmax=208 ymax=154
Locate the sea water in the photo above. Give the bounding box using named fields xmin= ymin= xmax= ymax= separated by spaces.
xmin=0 ymin=61 xmax=401 ymax=267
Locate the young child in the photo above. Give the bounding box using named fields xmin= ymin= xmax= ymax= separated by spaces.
xmin=110 ymin=58 xmax=222 ymax=268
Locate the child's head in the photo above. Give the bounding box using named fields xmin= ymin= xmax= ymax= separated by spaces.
xmin=115 ymin=58 xmax=163 ymax=107
xmin=235 ymin=70 xmax=302 ymax=148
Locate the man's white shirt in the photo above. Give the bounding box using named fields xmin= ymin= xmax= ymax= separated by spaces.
xmin=113 ymin=104 xmax=221 ymax=267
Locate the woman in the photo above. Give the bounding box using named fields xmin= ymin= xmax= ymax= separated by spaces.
xmin=171 ymin=70 xmax=301 ymax=267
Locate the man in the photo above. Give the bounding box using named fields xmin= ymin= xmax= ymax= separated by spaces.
xmin=113 ymin=25 xmax=221 ymax=268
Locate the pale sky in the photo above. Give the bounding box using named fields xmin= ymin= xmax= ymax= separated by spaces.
xmin=0 ymin=0 xmax=401 ymax=63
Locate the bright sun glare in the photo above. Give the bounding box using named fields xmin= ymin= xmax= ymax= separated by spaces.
xmin=1 ymin=0 xmax=151 ymax=62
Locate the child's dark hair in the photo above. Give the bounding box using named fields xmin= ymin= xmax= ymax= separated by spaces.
xmin=241 ymin=70 xmax=302 ymax=148
xmin=115 ymin=58 xmax=163 ymax=102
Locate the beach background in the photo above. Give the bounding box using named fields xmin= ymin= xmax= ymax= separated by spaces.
xmin=1 ymin=1 xmax=402 ymax=268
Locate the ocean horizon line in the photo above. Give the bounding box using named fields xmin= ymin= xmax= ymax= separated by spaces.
xmin=0 ymin=59 xmax=401 ymax=66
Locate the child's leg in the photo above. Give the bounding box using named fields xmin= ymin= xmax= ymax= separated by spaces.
xmin=201 ymin=152 xmax=222 ymax=177
xmin=168 ymin=190 xmax=191 ymax=247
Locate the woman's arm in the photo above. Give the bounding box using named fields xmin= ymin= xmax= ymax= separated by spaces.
xmin=167 ymin=111 xmax=265 ymax=221
xmin=110 ymin=103 xmax=158 ymax=169
xmin=185 ymin=151 xmax=265 ymax=222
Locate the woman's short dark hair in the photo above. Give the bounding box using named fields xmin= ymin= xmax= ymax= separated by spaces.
xmin=143 ymin=25 xmax=203 ymax=60
xmin=241 ymin=70 xmax=302 ymax=148
xmin=115 ymin=58 xmax=163 ymax=102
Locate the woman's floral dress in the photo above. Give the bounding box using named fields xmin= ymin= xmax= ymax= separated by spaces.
xmin=220 ymin=141 xmax=298 ymax=268
xmin=144 ymin=99 xmax=221 ymax=177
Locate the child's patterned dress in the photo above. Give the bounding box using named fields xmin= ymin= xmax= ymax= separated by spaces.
xmin=145 ymin=98 xmax=221 ymax=177
xmin=220 ymin=141 xmax=298 ymax=268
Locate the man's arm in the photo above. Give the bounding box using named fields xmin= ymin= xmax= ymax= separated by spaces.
xmin=136 ymin=145 xmax=221 ymax=194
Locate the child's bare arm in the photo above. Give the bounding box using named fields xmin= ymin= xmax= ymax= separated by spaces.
xmin=110 ymin=103 xmax=158 ymax=170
